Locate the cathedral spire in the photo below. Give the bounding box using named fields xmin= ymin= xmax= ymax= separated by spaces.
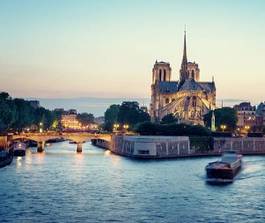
xmin=180 ymin=28 xmax=188 ymax=83
xmin=182 ymin=28 xmax=188 ymax=67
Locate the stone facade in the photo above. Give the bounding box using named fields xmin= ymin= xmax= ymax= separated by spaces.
xmin=150 ymin=32 xmax=216 ymax=125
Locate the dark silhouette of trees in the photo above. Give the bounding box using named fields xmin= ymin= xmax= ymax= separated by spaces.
xmin=104 ymin=102 xmax=150 ymax=131
xmin=0 ymin=92 xmax=55 ymax=133
xmin=161 ymin=113 xmax=179 ymax=124
xmin=77 ymin=113 xmax=95 ymax=125
xmin=204 ymin=107 xmax=238 ymax=132
xmin=136 ymin=122 xmax=211 ymax=136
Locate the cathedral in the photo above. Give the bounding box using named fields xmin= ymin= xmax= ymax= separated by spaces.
xmin=150 ymin=32 xmax=216 ymax=125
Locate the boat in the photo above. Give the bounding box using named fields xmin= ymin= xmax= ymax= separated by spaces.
xmin=0 ymin=148 xmax=14 ymax=168
xmin=205 ymin=151 xmax=242 ymax=184
xmin=13 ymin=142 xmax=26 ymax=156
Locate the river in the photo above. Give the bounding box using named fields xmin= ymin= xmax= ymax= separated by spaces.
xmin=1 ymin=141 xmax=265 ymax=223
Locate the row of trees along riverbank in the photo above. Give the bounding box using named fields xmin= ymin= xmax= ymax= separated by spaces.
xmin=103 ymin=101 xmax=239 ymax=134
xmin=0 ymin=92 xmax=96 ymax=133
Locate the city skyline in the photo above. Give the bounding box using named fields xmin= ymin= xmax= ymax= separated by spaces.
xmin=0 ymin=0 xmax=265 ymax=102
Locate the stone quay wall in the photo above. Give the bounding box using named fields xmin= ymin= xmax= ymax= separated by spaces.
xmin=213 ymin=137 xmax=265 ymax=154
xmin=92 ymin=135 xmax=265 ymax=159
xmin=111 ymin=135 xmax=190 ymax=158
xmin=91 ymin=138 xmax=110 ymax=150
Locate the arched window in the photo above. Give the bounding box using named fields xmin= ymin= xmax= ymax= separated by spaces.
xmin=164 ymin=69 xmax=167 ymax=81
xmin=165 ymin=98 xmax=170 ymax=104
xmin=159 ymin=69 xmax=162 ymax=81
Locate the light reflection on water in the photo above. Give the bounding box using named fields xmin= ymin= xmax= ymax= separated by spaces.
xmin=1 ymin=141 xmax=265 ymax=223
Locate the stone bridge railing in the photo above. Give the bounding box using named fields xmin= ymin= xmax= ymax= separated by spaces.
xmin=11 ymin=132 xmax=111 ymax=153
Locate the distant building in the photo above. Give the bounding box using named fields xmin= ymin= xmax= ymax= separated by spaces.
xmin=234 ymin=102 xmax=256 ymax=128
xmin=68 ymin=109 xmax=77 ymax=115
xmin=61 ymin=113 xmax=81 ymax=130
xmin=150 ymin=32 xmax=216 ymax=125
xmin=60 ymin=109 xmax=99 ymax=131
xmin=233 ymin=102 xmax=263 ymax=131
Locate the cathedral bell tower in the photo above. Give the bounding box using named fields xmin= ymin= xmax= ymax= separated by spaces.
xmin=152 ymin=61 xmax=171 ymax=84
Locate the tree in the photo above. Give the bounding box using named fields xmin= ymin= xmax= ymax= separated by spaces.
xmin=0 ymin=92 xmax=57 ymax=132
xmin=104 ymin=104 xmax=120 ymax=131
xmin=135 ymin=122 xmax=211 ymax=136
xmin=117 ymin=101 xmax=150 ymax=127
xmin=161 ymin=113 xmax=179 ymax=124
xmin=77 ymin=113 xmax=95 ymax=125
xmin=204 ymin=107 xmax=238 ymax=132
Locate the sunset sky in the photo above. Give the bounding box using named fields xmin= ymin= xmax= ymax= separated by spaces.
xmin=0 ymin=0 xmax=264 ymax=102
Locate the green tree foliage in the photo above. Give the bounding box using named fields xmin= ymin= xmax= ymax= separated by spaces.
xmin=136 ymin=122 xmax=211 ymax=136
xmin=104 ymin=102 xmax=150 ymax=131
xmin=204 ymin=107 xmax=238 ymax=131
xmin=77 ymin=113 xmax=95 ymax=125
xmin=117 ymin=101 xmax=150 ymax=127
xmin=0 ymin=92 xmax=56 ymax=133
xmin=161 ymin=113 xmax=179 ymax=124
xmin=0 ymin=93 xmax=17 ymax=131
xmin=104 ymin=104 xmax=120 ymax=131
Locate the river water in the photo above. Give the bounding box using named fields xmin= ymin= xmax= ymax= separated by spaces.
xmin=1 ymin=142 xmax=265 ymax=223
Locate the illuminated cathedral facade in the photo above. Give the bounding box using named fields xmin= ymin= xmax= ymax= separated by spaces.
xmin=150 ymin=32 xmax=216 ymax=125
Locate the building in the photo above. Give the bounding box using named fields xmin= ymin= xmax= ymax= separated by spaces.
xmin=150 ymin=32 xmax=216 ymax=125
xmin=234 ymin=102 xmax=263 ymax=132
xmin=234 ymin=102 xmax=256 ymax=128
xmin=61 ymin=113 xmax=81 ymax=130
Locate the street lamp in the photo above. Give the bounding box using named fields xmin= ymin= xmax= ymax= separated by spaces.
xmin=39 ymin=122 xmax=43 ymax=133
xmin=123 ymin=124 xmax=129 ymax=131
xmin=220 ymin=124 xmax=227 ymax=132
xmin=113 ymin=123 xmax=120 ymax=132
xmin=245 ymin=125 xmax=250 ymax=131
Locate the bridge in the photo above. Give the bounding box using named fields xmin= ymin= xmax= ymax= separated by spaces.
xmin=12 ymin=132 xmax=111 ymax=153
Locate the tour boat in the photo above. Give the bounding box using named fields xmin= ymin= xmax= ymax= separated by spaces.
xmin=13 ymin=142 xmax=26 ymax=156
xmin=205 ymin=151 xmax=242 ymax=184
xmin=0 ymin=148 xmax=14 ymax=168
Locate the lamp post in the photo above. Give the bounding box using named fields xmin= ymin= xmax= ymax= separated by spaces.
xmin=113 ymin=123 xmax=120 ymax=133
xmin=220 ymin=124 xmax=227 ymax=132
xmin=123 ymin=124 xmax=129 ymax=133
xmin=244 ymin=125 xmax=250 ymax=132
xmin=39 ymin=122 xmax=43 ymax=133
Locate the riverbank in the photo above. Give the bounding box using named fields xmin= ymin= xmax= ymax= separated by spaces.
xmin=92 ymin=135 xmax=265 ymax=159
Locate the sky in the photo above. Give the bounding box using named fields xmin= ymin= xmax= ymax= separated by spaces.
xmin=0 ymin=0 xmax=265 ymax=102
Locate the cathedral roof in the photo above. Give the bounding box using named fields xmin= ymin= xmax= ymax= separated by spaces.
xmin=178 ymin=79 xmax=216 ymax=92
xmin=198 ymin=82 xmax=216 ymax=92
xmin=158 ymin=81 xmax=179 ymax=94
xmin=178 ymin=79 xmax=203 ymax=91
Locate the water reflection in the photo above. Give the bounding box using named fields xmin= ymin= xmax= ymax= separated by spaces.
xmin=1 ymin=142 xmax=265 ymax=223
